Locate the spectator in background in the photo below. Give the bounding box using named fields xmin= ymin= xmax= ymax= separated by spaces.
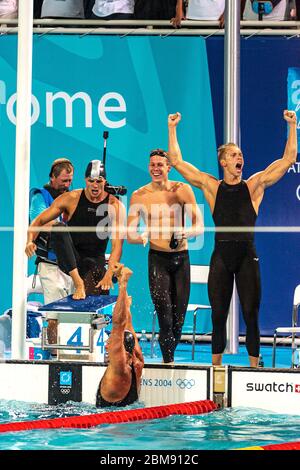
xmin=171 ymin=0 xmax=225 ymax=28
xmin=88 ymin=0 xmax=134 ymax=20
xmin=0 ymin=0 xmax=18 ymax=19
xmin=40 ymin=0 xmax=85 ymax=19
xmin=33 ymin=0 xmax=44 ymax=19
xmin=241 ymin=0 xmax=288 ymax=21
xmin=134 ymin=0 xmax=177 ymax=19
xmin=34 ymin=1 xmax=95 ymax=19
xmin=289 ymin=0 xmax=299 ymax=19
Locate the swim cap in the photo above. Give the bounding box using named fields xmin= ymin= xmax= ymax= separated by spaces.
xmin=85 ymin=160 xmax=106 ymax=179
xmin=124 ymin=330 xmax=135 ymax=354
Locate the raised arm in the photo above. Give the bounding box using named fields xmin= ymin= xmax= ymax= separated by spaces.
xmin=248 ymin=110 xmax=297 ymax=194
xmin=105 ymin=281 xmax=128 ymax=372
xmin=124 ymin=297 xmax=144 ymax=364
xmin=105 ymin=266 xmax=139 ymax=372
xmin=168 ymin=112 xmax=219 ymax=211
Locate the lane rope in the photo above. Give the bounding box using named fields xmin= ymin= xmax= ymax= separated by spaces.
xmin=0 ymin=399 xmax=217 ymax=433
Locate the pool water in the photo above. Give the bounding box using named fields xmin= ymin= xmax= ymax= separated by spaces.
xmin=0 ymin=400 xmax=300 ymax=450
xmin=0 ymin=342 xmax=297 ymax=450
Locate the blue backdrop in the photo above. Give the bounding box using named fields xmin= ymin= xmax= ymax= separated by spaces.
xmin=0 ymin=35 xmax=217 ymax=334
xmin=0 ymin=34 xmax=299 ymax=335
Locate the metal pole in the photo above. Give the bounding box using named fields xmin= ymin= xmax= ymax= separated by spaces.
xmin=224 ymin=0 xmax=240 ymax=354
xmin=11 ymin=1 xmax=34 ymax=359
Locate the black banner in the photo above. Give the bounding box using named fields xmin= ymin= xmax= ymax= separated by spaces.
xmin=48 ymin=363 xmax=82 ymax=405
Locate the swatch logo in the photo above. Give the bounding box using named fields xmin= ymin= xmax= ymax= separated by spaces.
xmin=246 ymin=382 xmax=300 ymax=393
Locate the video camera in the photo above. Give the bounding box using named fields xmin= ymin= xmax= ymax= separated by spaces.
xmin=104 ymin=183 xmax=127 ymax=196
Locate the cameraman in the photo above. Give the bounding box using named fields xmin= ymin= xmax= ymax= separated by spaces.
xmin=29 ymin=158 xmax=74 ymax=346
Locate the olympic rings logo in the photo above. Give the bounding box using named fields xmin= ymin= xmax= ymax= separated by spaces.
xmin=176 ymin=378 xmax=195 ymax=389
xmin=60 ymin=388 xmax=71 ymax=394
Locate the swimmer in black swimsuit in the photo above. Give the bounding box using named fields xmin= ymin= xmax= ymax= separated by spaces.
xmin=168 ymin=110 xmax=297 ymax=367
xmin=26 ymin=160 xmax=125 ymax=300
xmin=96 ymin=263 xmax=144 ymax=408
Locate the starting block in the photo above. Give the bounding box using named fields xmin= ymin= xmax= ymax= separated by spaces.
xmin=38 ymin=295 xmax=117 ymax=361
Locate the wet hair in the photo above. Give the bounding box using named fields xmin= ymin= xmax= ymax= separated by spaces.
xmin=149 ymin=148 xmax=168 ymax=159
xmin=85 ymin=160 xmax=106 ymax=179
xmin=217 ymin=143 xmax=237 ymax=162
xmin=49 ymin=158 xmax=74 ymax=178
xmin=124 ymin=330 xmax=135 ymax=355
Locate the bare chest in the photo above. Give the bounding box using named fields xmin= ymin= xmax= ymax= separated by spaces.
xmin=142 ymin=193 xmax=184 ymax=222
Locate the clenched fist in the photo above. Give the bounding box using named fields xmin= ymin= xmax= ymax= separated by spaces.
xmin=283 ymin=110 xmax=297 ymax=124
xmin=168 ymin=112 xmax=182 ymax=127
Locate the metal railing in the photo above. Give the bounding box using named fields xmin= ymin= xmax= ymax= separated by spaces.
xmin=0 ymin=19 xmax=300 ymax=36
